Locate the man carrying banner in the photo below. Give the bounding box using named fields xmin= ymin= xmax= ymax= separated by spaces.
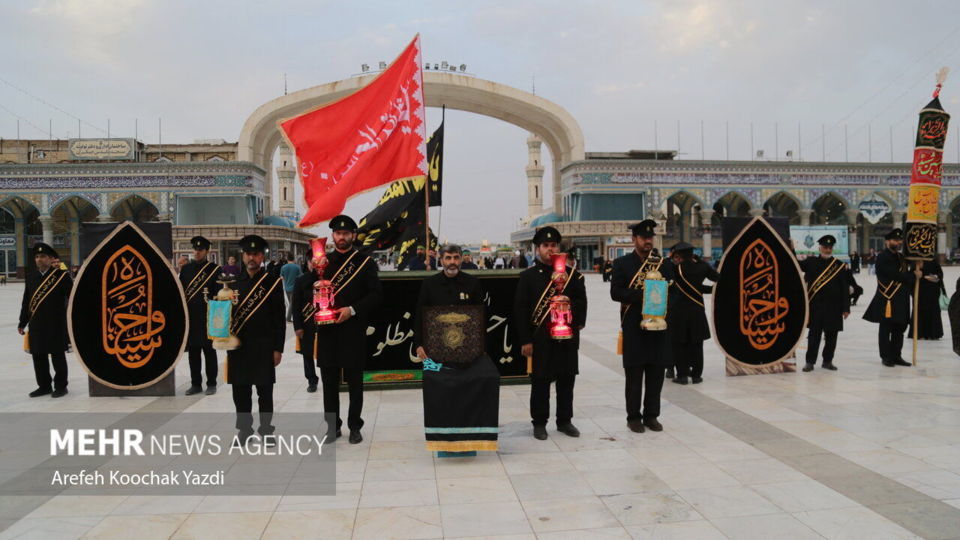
xmin=863 ymin=229 xmax=921 ymax=367
xmin=292 ymin=258 xmax=320 ymax=393
xmin=667 ymin=242 xmax=718 ymax=385
xmin=415 ymin=244 xmax=499 ymax=452
xmin=18 ymin=242 xmax=73 ymax=398
xmin=799 ymin=235 xmax=850 ymax=372
xmin=513 ymin=226 xmax=587 ymax=440
xmin=611 ymin=220 xmax=673 ymax=433
xmin=227 ymin=235 xmax=286 ymax=445
xmin=314 ymin=215 xmax=382 ymax=444
xmin=179 ymin=236 xmax=221 ymax=395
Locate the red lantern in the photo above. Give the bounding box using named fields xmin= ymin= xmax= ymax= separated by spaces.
xmin=310 ymin=238 xmax=337 ymax=325
xmin=548 ymin=253 xmax=573 ymax=340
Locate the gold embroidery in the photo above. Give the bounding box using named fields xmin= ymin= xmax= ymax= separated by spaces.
xmin=102 ymin=246 xmax=166 ymax=369
xmin=739 ymin=239 xmax=789 ymax=351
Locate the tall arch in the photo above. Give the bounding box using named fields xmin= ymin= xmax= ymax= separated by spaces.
xmin=763 ymin=191 xmax=802 ymax=224
xmin=811 ymin=192 xmax=849 ymax=225
xmin=238 ymin=71 xmax=585 ymax=217
xmin=110 ymin=195 xmax=159 ymax=222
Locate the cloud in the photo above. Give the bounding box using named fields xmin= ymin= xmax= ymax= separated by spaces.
xmin=29 ymin=0 xmax=147 ymax=67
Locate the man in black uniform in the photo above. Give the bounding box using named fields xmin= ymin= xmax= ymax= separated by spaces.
xmin=460 ymin=250 xmax=479 ymax=270
xmin=314 ymin=215 xmax=382 ymax=444
xmin=611 ymin=220 xmax=673 ymax=433
xmin=227 ymin=235 xmax=285 ymax=445
xmin=667 ymin=242 xmax=718 ymax=385
xmin=414 ymin=244 xmax=486 ymax=355
xmin=18 ymin=243 xmax=73 ymax=398
xmin=513 ymin=226 xmax=587 ymax=440
xmin=799 ymin=235 xmax=850 ymax=372
xmin=292 ymin=257 xmax=320 ymax=393
xmin=408 ymin=246 xmax=428 ymax=271
xmin=179 ymin=236 xmax=221 ymax=395
xmin=863 ymin=229 xmax=921 ymax=367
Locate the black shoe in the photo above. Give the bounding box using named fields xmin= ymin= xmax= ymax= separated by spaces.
xmin=557 ymin=423 xmax=580 ymax=438
xmin=533 ymin=425 xmax=548 ymax=440
xmin=185 ymin=385 xmax=203 ymax=396
xmin=643 ymin=418 xmax=663 ymax=432
xmin=822 ymin=363 xmax=838 ymax=371
xmin=262 ymin=434 xmax=277 ymax=447
xmin=307 ymin=383 xmax=318 ymax=393
xmin=348 ymin=430 xmax=362 ymax=444
xmin=51 ymin=388 xmax=68 ymax=398
xmin=894 ymin=359 xmax=912 ymax=367
xmin=882 ymin=360 xmax=896 ymax=367
xmin=322 ymin=429 xmax=341 ymax=444
xmin=802 ymin=364 xmax=814 ymax=372
xmin=204 ymin=386 xmax=217 ymax=395
xmin=672 ymin=377 xmax=689 ymax=385
xmin=692 ymin=377 xmax=703 ymax=384
xmin=665 ymin=368 xmax=675 ymax=379
xmin=29 ymin=388 xmax=52 ymax=398
xmin=628 ymin=420 xmax=645 ymax=433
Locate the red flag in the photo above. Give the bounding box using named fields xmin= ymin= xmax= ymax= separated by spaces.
xmin=280 ymin=35 xmax=427 ymax=227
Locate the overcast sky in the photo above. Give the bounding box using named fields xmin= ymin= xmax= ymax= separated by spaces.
xmin=3 ymin=0 xmax=960 ymax=242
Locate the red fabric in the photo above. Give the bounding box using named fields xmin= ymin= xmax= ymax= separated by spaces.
xmin=280 ymin=35 xmax=426 ymax=227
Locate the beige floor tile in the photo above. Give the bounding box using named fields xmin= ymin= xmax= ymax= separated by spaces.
xmin=192 ymin=494 xmax=280 ymax=514
xmin=261 ymin=509 xmax=355 ymax=540
xmin=83 ymin=514 xmax=187 ymax=539
xmin=500 ymin=452 xmax=574 ymax=476
xmin=792 ymin=507 xmax=918 ymax=540
xmin=440 ymin=501 xmax=532 ymax=537
xmin=752 ymin=480 xmax=859 ymax=512
xmin=565 ymin=448 xmax=641 ymax=472
xmin=276 ymin=482 xmax=361 ymax=511
xmin=363 ymin=458 xmax=435 ymax=482
xmin=434 ymin=453 xmax=506 ymax=479
xmin=676 ymin=485 xmax=782 ymax=518
xmin=438 ymin=475 xmax=517 ymax=504
xmin=714 ymin=457 xmax=809 ymax=485
xmin=510 ymin=471 xmax=594 ymax=501
xmin=110 ymin=495 xmax=203 ymax=516
xmin=522 ymin=495 xmax=620 ymax=532
xmin=171 ymin=511 xmax=272 ymax=539
xmin=625 ymin=519 xmax=727 ymax=539
xmin=353 ymin=505 xmax=442 ymax=539
xmin=0 ymin=516 xmax=101 ymax=539
xmin=710 ymin=513 xmax=822 ymax=540
xmin=27 ymin=496 xmax=127 ymax=518
xmin=601 ymin=492 xmax=702 ymax=526
xmin=648 ymin=462 xmax=740 ymax=491
xmin=581 ymin=467 xmax=670 ymax=496
xmin=537 ymin=526 xmax=631 ymax=538
xmin=360 ymin=479 xmax=438 ymax=507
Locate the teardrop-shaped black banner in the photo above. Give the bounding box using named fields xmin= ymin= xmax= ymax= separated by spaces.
xmin=68 ymin=221 xmax=187 ymax=389
xmin=713 ymin=217 xmax=807 ymax=367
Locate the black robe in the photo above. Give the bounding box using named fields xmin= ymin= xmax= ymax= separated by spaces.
xmin=908 ymin=260 xmax=945 ymax=339
xmin=949 ymin=277 xmax=960 ymax=355
xmin=178 ymin=259 xmax=221 ymax=348
xmin=863 ymin=248 xmax=915 ymax=325
xmin=799 ymin=256 xmax=850 ymax=333
xmin=610 ymin=252 xmax=674 ymax=369
xmin=667 ymin=258 xmax=718 ymax=344
xmin=314 ymin=248 xmax=382 ymax=369
xmin=225 ymin=269 xmax=285 ymax=385
xmin=413 ymin=270 xmax=486 ymax=351
xmin=512 ymin=260 xmax=587 ymax=378
xmin=19 ymin=267 xmax=73 ymax=355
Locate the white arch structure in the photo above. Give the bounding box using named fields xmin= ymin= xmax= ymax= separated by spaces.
xmin=238 ymin=71 xmax=585 ymax=215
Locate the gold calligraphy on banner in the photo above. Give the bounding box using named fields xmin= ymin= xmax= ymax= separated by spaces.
xmin=101 ymin=246 xmax=165 ymax=369
xmin=905 ymin=224 xmax=937 ymax=259
xmin=906 ymin=184 xmax=940 ymax=223
xmin=739 ymin=239 xmax=789 ymax=351
xmin=911 ymin=148 xmax=944 ymax=185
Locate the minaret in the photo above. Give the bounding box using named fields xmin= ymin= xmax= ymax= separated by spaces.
xmin=526 ymin=133 xmax=544 ymax=219
xmin=276 ymin=142 xmax=296 ymax=219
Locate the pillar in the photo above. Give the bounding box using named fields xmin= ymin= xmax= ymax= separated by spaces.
xmin=276 ymin=142 xmax=297 ymax=219
xmin=938 ymin=214 xmax=948 ymax=260
xmin=69 ymin=217 xmax=80 ymax=265
xmin=14 ymin=217 xmax=24 ymax=277
xmin=797 ymin=209 xmax=813 ymax=226
xmin=891 ymin=210 xmax=904 ymax=230
xmin=700 ymin=209 xmax=714 ymax=260
xmin=845 ymin=209 xmax=861 ymax=254
xmin=39 ymin=215 xmax=54 ymax=245
xmin=526 ymin=134 xmax=544 ymax=219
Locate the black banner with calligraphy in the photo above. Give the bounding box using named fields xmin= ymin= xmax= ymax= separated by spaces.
xmin=713 ymin=217 xmax=807 ymax=375
xmin=69 ymin=222 xmax=187 ymax=390
xmin=362 ymin=270 xmax=525 ymax=387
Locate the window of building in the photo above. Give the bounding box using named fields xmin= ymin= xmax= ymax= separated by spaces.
xmin=572 ymin=193 xmax=645 ymax=221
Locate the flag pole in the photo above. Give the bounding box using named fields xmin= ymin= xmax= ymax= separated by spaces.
xmin=424 ymin=152 xmax=430 ymax=270
xmin=913 ymin=268 xmax=919 ymax=366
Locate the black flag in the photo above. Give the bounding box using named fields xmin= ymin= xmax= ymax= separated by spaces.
xmin=427 ymin=122 xmax=443 ymax=206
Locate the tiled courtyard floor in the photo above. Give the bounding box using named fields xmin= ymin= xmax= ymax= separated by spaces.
xmin=1 ymin=269 xmax=959 ymax=539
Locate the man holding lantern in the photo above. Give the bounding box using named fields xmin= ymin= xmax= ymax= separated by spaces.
xmin=513 ymin=226 xmax=587 ymax=441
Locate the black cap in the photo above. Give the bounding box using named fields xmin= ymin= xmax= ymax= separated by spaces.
xmin=885 ymin=229 xmax=903 ymax=241
xmin=532 ymin=226 xmax=561 ymax=245
xmin=629 ymin=219 xmax=658 ymax=237
xmin=817 ymin=235 xmax=836 ymax=247
xmin=190 ymin=236 xmax=211 ymax=250
xmin=239 ymin=235 xmax=269 ymax=253
xmin=671 ymin=241 xmax=694 ymax=253
xmin=329 ymin=215 xmax=357 ymax=232
xmin=32 ymin=242 xmax=58 ymax=258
